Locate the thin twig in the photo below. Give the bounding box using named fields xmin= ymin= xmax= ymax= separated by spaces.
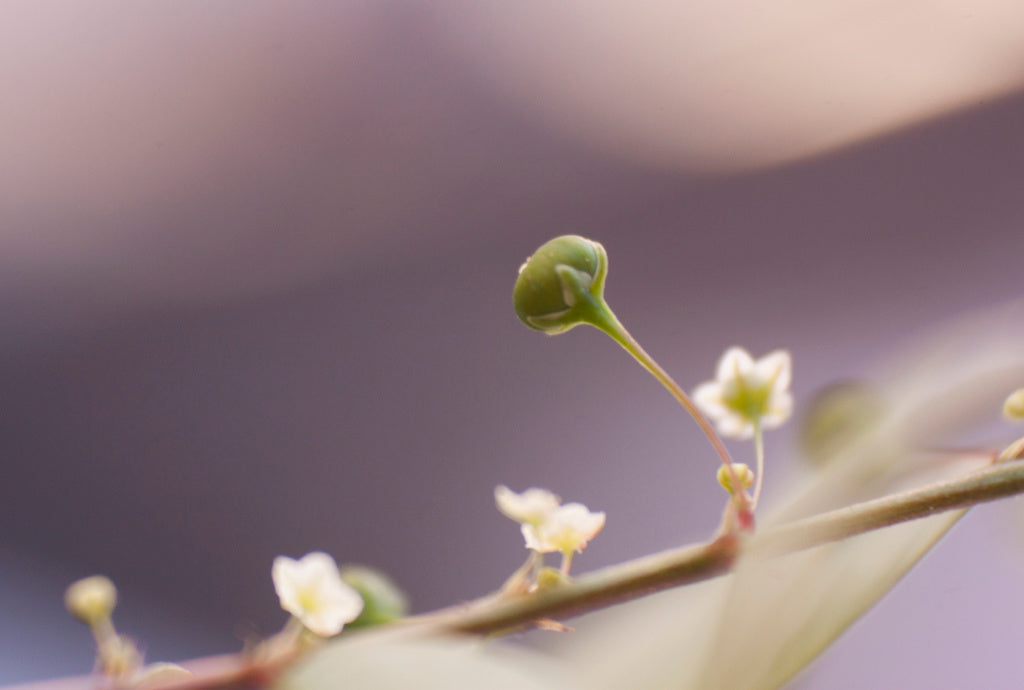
xmin=11 ymin=460 xmax=1024 ymax=690
xmin=426 ymin=459 xmax=1024 ymax=634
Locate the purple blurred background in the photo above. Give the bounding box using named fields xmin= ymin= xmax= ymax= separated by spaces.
xmin=2 ymin=3 xmax=1024 ymax=688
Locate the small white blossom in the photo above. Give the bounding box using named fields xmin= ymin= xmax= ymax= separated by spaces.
xmin=494 ymin=485 xmax=561 ymax=526
xmin=520 ymin=502 xmax=606 ymax=554
xmin=693 ymin=347 xmax=793 ymax=439
xmin=272 ymin=552 xmax=363 ymax=637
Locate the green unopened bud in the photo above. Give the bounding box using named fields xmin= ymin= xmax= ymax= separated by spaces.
xmin=717 ymin=463 xmax=755 ymax=494
xmin=65 ymin=575 xmax=117 ymax=626
xmin=1003 ymin=388 xmax=1024 ymax=422
xmin=535 ymin=566 xmax=572 ymax=590
xmin=513 ymin=235 xmax=610 ymax=334
xmin=339 ymin=565 xmax=408 ymax=628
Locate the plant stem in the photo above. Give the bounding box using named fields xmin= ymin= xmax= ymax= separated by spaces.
xmin=585 ymin=302 xmax=749 ymax=520
xmin=17 ymin=459 xmax=1024 ymax=690
xmin=560 ymin=551 xmax=575 ymax=576
xmin=437 ymin=457 xmax=1023 ymax=635
xmin=751 ymin=419 xmax=765 ymax=509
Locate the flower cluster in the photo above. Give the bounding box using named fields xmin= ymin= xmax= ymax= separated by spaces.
xmin=495 ymin=485 xmax=605 ymax=559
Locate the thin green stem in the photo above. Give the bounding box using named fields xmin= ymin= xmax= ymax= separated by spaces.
xmin=591 ymin=306 xmax=732 ymax=466
xmin=499 ymin=550 xmax=541 ymax=596
xmin=90 ymin=617 xmax=117 ymax=651
xmin=29 ymin=458 xmax=1024 ymax=690
xmin=751 ymin=419 xmax=765 ymax=509
xmin=584 ymin=298 xmax=748 ymax=519
xmin=437 ymin=457 xmax=1024 ymax=635
xmin=560 ymin=550 xmax=574 ymax=576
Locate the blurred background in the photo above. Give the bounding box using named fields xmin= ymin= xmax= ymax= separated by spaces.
xmin=2 ymin=2 xmax=1024 ymax=687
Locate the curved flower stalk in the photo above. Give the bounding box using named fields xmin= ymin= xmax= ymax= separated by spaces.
xmin=556 ymin=300 xmax=1024 ymax=690
xmin=513 ymin=236 xmax=751 ymax=525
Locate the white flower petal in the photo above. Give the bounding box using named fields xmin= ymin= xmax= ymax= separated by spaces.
xmin=716 ymin=347 xmax=754 ymax=383
xmin=762 ymin=392 xmax=794 ymax=429
xmin=531 ymin=502 xmax=606 ymax=553
xmin=717 ymin=415 xmax=754 ymax=440
xmin=692 ymin=382 xmax=728 ymax=419
xmin=495 ymin=486 xmax=561 ymax=526
xmin=755 ymin=349 xmax=792 ymax=393
xmin=521 ymin=524 xmax=546 ymax=551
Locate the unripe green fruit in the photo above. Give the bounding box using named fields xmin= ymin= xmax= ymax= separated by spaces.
xmin=513 ymin=235 xmax=609 ymax=334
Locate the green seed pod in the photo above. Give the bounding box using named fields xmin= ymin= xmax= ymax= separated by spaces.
xmin=339 ymin=565 xmax=409 ymax=628
xmin=513 ymin=235 xmax=610 ymax=334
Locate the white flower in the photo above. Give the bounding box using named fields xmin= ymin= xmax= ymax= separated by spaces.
xmin=272 ymin=552 xmax=364 ymax=637
xmin=520 ymin=502 xmax=606 ymax=554
xmin=693 ymin=347 xmax=793 ymax=439
xmin=495 ymin=485 xmax=561 ymax=526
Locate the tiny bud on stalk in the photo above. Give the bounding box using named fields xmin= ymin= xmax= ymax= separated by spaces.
xmin=717 ymin=463 xmax=755 ymax=494
xmin=65 ymin=575 xmax=117 ymax=625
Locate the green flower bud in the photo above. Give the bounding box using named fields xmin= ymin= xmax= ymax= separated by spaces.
xmin=513 ymin=235 xmax=610 ymax=334
xmin=339 ymin=565 xmax=409 ymax=628
xmin=535 ymin=566 xmax=572 ymax=590
xmin=1003 ymin=388 xmax=1024 ymax=422
xmin=716 ymin=463 xmax=755 ymax=494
